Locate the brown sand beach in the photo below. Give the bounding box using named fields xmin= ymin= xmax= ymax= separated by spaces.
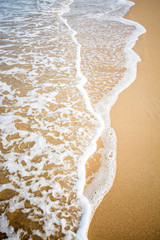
xmin=0 ymin=0 xmax=159 ymax=239
xmin=88 ymin=0 xmax=160 ymax=239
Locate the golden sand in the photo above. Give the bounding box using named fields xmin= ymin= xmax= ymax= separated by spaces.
xmin=88 ymin=0 xmax=160 ymax=239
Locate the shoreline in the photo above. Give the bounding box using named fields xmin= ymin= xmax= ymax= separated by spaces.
xmin=88 ymin=0 xmax=160 ymax=239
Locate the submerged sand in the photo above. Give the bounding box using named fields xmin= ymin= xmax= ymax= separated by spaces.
xmin=88 ymin=0 xmax=160 ymax=239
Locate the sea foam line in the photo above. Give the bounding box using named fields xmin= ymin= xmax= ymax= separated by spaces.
xmin=60 ymin=8 xmax=105 ymax=240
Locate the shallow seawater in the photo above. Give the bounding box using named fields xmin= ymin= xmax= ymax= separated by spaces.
xmin=0 ymin=0 xmax=145 ymax=239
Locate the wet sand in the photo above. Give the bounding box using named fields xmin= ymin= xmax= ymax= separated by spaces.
xmin=88 ymin=0 xmax=160 ymax=239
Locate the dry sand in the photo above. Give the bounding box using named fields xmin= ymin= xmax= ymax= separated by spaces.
xmin=88 ymin=0 xmax=160 ymax=239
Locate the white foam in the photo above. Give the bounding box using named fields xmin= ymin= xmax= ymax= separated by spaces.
xmin=62 ymin=13 xmax=105 ymax=239
xmin=0 ymin=0 xmax=104 ymax=239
